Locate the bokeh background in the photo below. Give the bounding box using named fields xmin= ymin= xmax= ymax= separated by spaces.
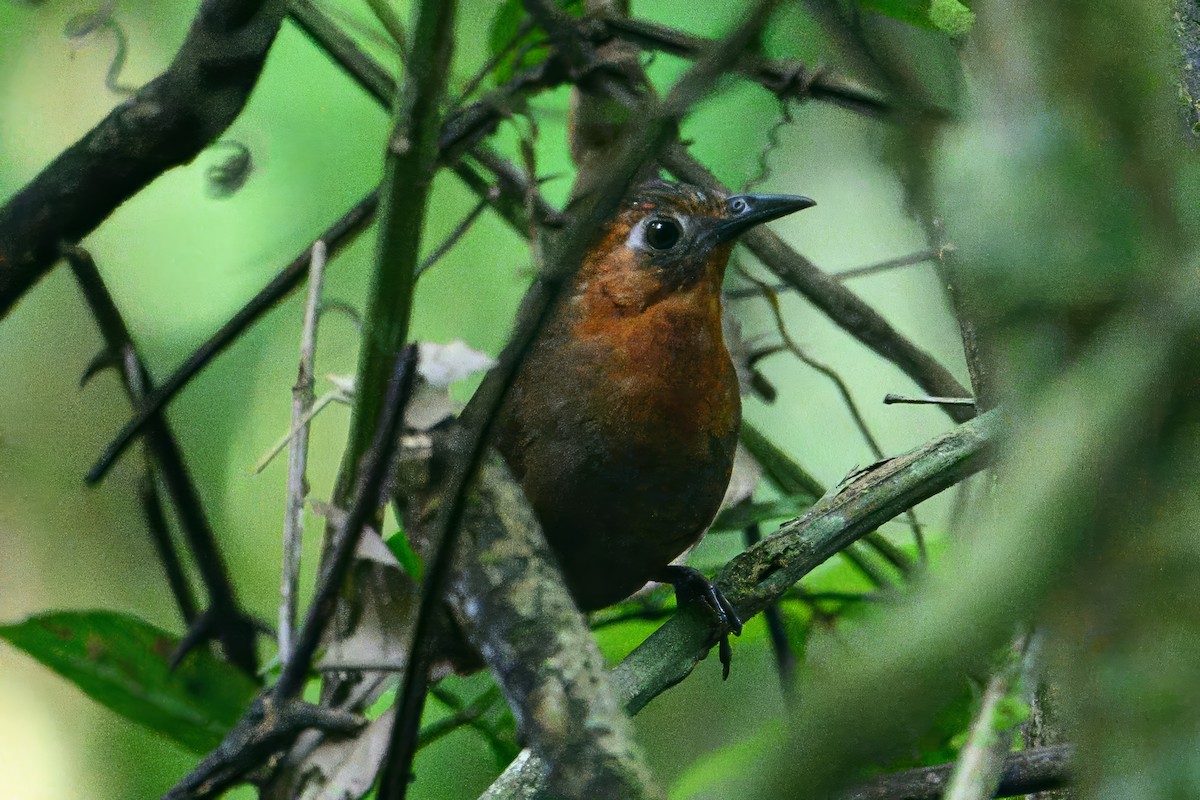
xmin=0 ymin=1 xmax=975 ymax=797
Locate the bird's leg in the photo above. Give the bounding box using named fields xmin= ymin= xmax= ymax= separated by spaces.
xmin=656 ymin=564 xmax=743 ymax=679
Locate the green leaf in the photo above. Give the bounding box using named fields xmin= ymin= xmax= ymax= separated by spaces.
xmin=928 ymin=0 xmax=975 ymax=36
xmin=854 ymin=0 xmax=975 ymax=36
xmin=385 ymin=529 xmax=424 ymax=580
xmin=487 ymin=0 xmax=584 ymax=85
xmin=0 ymin=610 xmax=258 ymax=753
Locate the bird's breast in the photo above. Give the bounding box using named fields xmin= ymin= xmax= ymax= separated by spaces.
xmin=493 ymin=281 xmax=741 ymax=609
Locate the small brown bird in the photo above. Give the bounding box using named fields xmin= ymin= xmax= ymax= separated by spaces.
xmin=495 ymin=180 xmax=814 ymax=665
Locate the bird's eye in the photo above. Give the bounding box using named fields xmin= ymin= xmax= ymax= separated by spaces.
xmin=730 ymin=197 xmax=750 ymax=214
xmin=645 ymin=218 xmax=681 ymax=250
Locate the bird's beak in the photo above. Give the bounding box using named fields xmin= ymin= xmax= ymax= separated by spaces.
xmin=712 ymin=193 xmax=816 ymax=244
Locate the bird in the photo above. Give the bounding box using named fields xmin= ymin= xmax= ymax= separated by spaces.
xmin=492 ymin=179 xmax=814 ymax=674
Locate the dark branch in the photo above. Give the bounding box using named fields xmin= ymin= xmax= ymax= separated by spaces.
xmin=0 ymin=0 xmax=288 ymax=318
xmin=64 ymin=245 xmax=257 ymax=675
xmin=288 ymin=0 xmax=394 ymax=106
xmin=842 ymin=744 xmax=1073 ymax=800
xmin=162 ymin=695 xmax=363 ymax=800
xmin=599 ymin=16 xmax=890 ymax=118
xmin=84 ymin=189 xmax=379 ymax=485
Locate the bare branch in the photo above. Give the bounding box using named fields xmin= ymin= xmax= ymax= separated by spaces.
xmin=276 ymin=346 xmax=419 ymax=700
xmin=278 ymin=241 xmax=328 ymax=661
xmin=0 ymin=0 xmax=288 ymax=318
xmin=485 ymin=410 xmax=1003 ymax=797
xmin=63 ymin=245 xmax=258 ymax=674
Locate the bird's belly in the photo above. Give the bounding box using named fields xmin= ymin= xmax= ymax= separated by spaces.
xmin=497 ymin=306 xmax=741 ymax=609
xmin=520 ymin=402 xmax=739 ymax=610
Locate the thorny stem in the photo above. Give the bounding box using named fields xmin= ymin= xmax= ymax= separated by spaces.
xmin=275 ymin=347 xmax=419 ymax=700
xmin=63 ymin=245 xmax=257 ymax=674
xmin=278 ymin=241 xmax=328 ymax=662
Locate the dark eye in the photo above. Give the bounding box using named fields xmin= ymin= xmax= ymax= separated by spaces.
xmin=645 ymin=218 xmax=681 ymax=250
xmin=730 ymin=197 xmax=749 ymax=214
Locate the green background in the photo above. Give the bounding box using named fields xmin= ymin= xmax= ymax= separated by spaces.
xmin=0 ymin=1 xmax=968 ymax=797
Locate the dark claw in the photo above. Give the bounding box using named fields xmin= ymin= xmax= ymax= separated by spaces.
xmin=656 ymin=564 xmax=743 ymax=680
xmin=719 ymin=635 xmax=733 ymax=681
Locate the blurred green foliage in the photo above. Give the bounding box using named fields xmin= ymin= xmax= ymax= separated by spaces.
xmin=15 ymin=0 xmax=1181 ymax=798
xmin=0 ymin=611 xmax=258 ymax=753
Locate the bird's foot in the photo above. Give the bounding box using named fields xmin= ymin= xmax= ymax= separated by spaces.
xmin=656 ymin=565 xmax=743 ymax=680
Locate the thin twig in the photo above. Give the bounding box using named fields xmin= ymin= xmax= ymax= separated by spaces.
xmin=417 ymin=190 xmax=495 ymax=277
xmin=278 ymin=241 xmax=328 ymax=662
xmin=254 ymin=387 xmax=352 ymax=474
xmin=63 ymin=245 xmax=257 ymax=674
xmin=835 ymin=247 xmax=943 ymax=281
xmin=725 ymin=248 xmax=942 ymax=299
xmin=454 ymin=19 xmax=536 ymax=104
xmin=599 ymin=15 xmax=890 ymax=118
xmin=429 ymin=685 xmax=516 ymax=755
xmin=85 ymin=189 xmax=379 ymax=485
xmin=275 ymin=346 xmax=419 ymax=700
xmin=418 ymin=686 xmax=502 ymax=749
xmin=738 ymin=263 xmax=887 ymax=458
xmin=884 ymin=394 xmax=976 ymax=407
xmin=138 ymin=472 xmax=198 ymax=624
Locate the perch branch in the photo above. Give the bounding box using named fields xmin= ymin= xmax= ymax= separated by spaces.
xmin=483 ymin=409 xmax=1003 ymax=797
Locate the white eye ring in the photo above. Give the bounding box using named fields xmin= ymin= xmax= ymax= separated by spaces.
xmin=626 ymin=215 xmax=687 ymax=252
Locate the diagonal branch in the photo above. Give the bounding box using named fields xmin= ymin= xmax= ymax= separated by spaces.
xmin=483 ymin=409 xmax=1003 ymax=797
xmin=63 ymin=245 xmax=258 ymax=675
xmin=598 ymin=16 xmax=889 ymax=117
xmin=84 ymin=189 xmax=379 ymax=484
xmin=0 ymin=0 xmax=288 ymax=318
xmin=662 ymin=146 xmax=974 ymax=423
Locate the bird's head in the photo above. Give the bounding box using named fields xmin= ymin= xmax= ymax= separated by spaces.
xmin=574 ymin=180 xmax=814 ymax=312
